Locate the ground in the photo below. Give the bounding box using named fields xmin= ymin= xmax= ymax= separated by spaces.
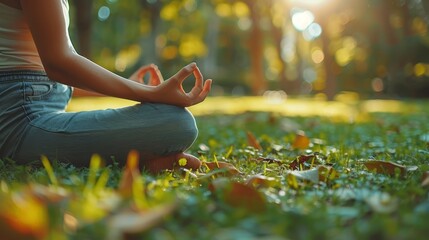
xmin=0 ymin=95 xmax=428 ymax=240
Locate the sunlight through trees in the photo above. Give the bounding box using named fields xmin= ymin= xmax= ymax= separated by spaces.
xmin=70 ymin=0 xmax=429 ymax=99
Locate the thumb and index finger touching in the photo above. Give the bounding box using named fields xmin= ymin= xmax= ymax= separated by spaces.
xmin=131 ymin=64 xmax=164 ymax=85
xmin=171 ymin=62 xmax=213 ymax=102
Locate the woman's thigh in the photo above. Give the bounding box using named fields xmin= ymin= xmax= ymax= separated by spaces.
xmin=14 ymin=103 xmax=198 ymax=166
xmin=0 ymin=70 xmax=71 ymax=159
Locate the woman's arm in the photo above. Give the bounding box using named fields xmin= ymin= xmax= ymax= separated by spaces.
xmin=20 ymin=0 xmax=211 ymax=107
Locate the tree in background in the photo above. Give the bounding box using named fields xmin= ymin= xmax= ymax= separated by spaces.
xmin=69 ymin=0 xmax=429 ymax=98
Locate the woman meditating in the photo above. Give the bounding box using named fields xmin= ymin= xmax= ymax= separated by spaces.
xmin=0 ymin=0 xmax=212 ymax=173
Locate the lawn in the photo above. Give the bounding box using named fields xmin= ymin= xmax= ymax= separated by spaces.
xmin=1 ymin=95 xmax=428 ymax=240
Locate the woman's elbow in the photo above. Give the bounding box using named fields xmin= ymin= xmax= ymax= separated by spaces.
xmin=40 ymin=52 xmax=75 ymax=81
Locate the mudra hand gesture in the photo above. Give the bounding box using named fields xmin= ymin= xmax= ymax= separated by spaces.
xmin=129 ymin=62 xmax=212 ymax=107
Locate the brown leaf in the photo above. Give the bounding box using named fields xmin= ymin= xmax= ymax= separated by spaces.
xmin=210 ymin=179 xmax=266 ymax=212
xmin=118 ymin=150 xmax=141 ymax=197
xmin=363 ymin=160 xmax=407 ymax=177
xmin=292 ymin=131 xmax=310 ymax=149
xmin=107 ymin=201 xmax=177 ymax=240
xmin=204 ymin=161 xmax=242 ymax=176
xmin=246 ymin=131 xmax=262 ymax=150
xmin=289 ymin=154 xmax=319 ymax=170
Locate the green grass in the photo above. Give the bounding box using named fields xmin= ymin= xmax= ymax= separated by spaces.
xmin=1 ymin=98 xmax=429 ymax=240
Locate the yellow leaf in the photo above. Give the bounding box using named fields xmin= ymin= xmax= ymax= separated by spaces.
xmin=292 ymin=131 xmax=310 ymax=149
xmin=118 ymin=150 xmax=141 ymax=197
xmin=41 ymin=155 xmax=58 ymax=186
xmin=286 ymin=174 xmax=299 ymax=189
xmin=85 ymin=154 xmax=104 ymax=193
xmin=318 ymin=166 xmax=339 ymax=183
xmin=0 ymin=191 xmax=49 ymax=239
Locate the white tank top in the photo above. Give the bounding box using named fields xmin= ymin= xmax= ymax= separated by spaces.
xmin=0 ymin=0 xmax=71 ymax=71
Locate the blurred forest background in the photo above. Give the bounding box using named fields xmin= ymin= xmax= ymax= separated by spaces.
xmin=69 ymin=0 xmax=429 ymax=99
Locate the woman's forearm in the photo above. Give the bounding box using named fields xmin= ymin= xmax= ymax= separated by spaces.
xmin=44 ymin=52 xmax=154 ymax=102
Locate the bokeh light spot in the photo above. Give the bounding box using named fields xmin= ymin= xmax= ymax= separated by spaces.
xmin=216 ymin=3 xmax=232 ymax=17
xmin=414 ymin=63 xmax=426 ymax=77
xmin=291 ymin=9 xmax=315 ymax=31
xmin=98 ymin=6 xmax=110 ymax=21
xmin=311 ymin=48 xmax=325 ymax=64
xmin=372 ymin=78 xmax=384 ymax=92
xmin=233 ymin=2 xmax=249 ymax=18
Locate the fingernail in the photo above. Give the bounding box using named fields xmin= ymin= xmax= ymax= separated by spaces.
xmin=187 ymin=62 xmax=196 ymax=68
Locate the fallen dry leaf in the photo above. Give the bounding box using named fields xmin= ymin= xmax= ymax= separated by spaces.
xmin=246 ymin=175 xmax=277 ymax=188
xmin=0 ymin=191 xmax=49 ymax=240
xmin=292 ymin=131 xmax=310 ymax=149
xmin=289 ymin=154 xmax=319 ymax=170
xmin=363 ymin=160 xmax=407 ymax=177
xmin=204 ymin=161 xmax=242 ymax=176
xmin=210 ymin=178 xmax=266 ymax=212
xmin=118 ymin=150 xmax=141 ymax=197
xmin=288 ymin=168 xmax=319 ymax=184
xmin=286 ymin=166 xmax=339 ymax=187
xmin=246 ymin=131 xmax=262 ymax=150
xmin=107 ymin=201 xmax=177 ymax=240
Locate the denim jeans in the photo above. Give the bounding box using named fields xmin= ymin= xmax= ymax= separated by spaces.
xmin=0 ymin=70 xmax=198 ymax=165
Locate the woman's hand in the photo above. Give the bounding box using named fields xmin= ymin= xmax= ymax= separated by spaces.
xmin=129 ymin=64 xmax=163 ymax=86
xmin=149 ymin=62 xmax=212 ymax=107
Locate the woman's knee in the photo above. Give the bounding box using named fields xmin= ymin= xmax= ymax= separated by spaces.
xmin=168 ymin=106 xmax=198 ymax=145
xmin=139 ymin=103 xmax=198 ymax=148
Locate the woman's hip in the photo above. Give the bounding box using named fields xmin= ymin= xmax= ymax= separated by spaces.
xmin=0 ymin=70 xmax=72 ymax=159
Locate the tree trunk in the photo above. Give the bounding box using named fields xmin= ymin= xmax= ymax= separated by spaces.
xmin=245 ymin=0 xmax=267 ymax=95
xmin=136 ymin=1 xmax=162 ymax=67
xmin=318 ymin=16 xmax=337 ymax=100
xmin=73 ymin=0 xmax=93 ymax=58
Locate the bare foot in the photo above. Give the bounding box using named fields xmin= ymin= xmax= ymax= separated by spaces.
xmin=143 ymin=152 xmax=201 ymax=174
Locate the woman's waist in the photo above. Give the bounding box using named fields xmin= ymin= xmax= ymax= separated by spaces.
xmin=0 ymin=69 xmax=52 ymax=83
